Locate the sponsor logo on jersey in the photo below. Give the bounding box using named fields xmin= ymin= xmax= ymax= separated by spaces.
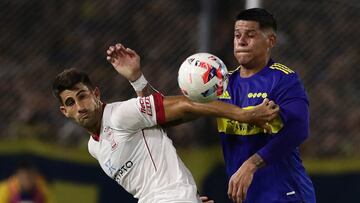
xmin=105 ymin=159 xmax=117 ymax=176
xmin=139 ymin=97 xmax=152 ymax=116
xmin=247 ymin=92 xmax=268 ymax=99
xmin=219 ymin=90 xmax=231 ymax=99
xmin=114 ymin=161 xmax=134 ymax=184
xmin=217 ymin=106 xmax=283 ymax=136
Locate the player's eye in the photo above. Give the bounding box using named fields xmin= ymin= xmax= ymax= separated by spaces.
xmin=78 ymin=92 xmax=89 ymax=100
xmin=64 ymin=98 xmax=75 ymax=106
xmin=247 ymin=31 xmax=256 ymax=37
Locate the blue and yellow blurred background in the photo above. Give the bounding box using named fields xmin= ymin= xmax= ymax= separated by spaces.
xmin=0 ymin=0 xmax=359 ymax=202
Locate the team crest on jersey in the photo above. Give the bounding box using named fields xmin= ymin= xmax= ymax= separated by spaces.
xmin=103 ymin=126 xmax=118 ymax=150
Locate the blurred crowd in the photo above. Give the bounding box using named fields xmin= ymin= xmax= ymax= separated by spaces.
xmin=0 ymin=160 xmax=53 ymax=203
xmin=0 ymin=0 xmax=359 ymax=158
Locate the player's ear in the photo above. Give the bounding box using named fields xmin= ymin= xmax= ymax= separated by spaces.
xmin=60 ymin=106 xmax=69 ymax=117
xmin=94 ymin=87 xmax=100 ymax=99
xmin=268 ymin=32 xmax=276 ymax=48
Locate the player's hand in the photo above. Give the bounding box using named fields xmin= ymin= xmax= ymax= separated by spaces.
xmin=200 ymin=196 xmax=215 ymax=203
xmin=249 ymin=98 xmax=279 ymax=131
xmin=106 ymin=43 xmax=142 ymax=81
xmin=228 ymin=160 xmax=256 ymax=203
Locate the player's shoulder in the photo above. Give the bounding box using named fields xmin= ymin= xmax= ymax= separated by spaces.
xmin=103 ymin=101 xmax=129 ymax=124
xmin=104 ymin=102 xmax=121 ymax=115
xmin=268 ymin=62 xmax=305 ymax=92
xmin=106 ymin=100 xmax=136 ymax=112
xmin=269 ymin=62 xmax=296 ymax=76
xmin=268 ymin=62 xmax=302 ymax=85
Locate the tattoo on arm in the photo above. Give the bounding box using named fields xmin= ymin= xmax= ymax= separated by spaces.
xmin=249 ymin=153 xmax=266 ymax=169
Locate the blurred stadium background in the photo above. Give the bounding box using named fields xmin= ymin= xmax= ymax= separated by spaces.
xmin=0 ymin=0 xmax=359 ymax=202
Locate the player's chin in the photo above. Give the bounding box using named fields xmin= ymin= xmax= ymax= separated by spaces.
xmin=235 ymin=54 xmax=252 ymax=65
xmin=78 ymin=118 xmax=95 ymax=128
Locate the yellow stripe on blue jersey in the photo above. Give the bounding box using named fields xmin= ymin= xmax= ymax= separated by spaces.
xmin=217 ymin=106 xmax=283 ymax=136
xmin=270 ymin=63 xmax=295 ymax=74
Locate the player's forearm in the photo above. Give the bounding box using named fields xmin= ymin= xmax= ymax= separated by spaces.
xmin=245 ymin=153 xmax=266 ymax=171
xmin=257 ymin=121 xmax=308 ymax=164
xmin=163 ymin=96 xmax=257 ymax=124
xmin=190 ymin=100 xmax=253 ymax=122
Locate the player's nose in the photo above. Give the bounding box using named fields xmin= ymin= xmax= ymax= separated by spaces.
xmin=76 ymin=101 xmax=86 ymax=112
xmin=237 ymin=35 xmax=248 ymax=46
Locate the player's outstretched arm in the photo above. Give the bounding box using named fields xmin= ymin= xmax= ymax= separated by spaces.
xmin=106 ymin=43 xmax=156 ymax=97
xmin=106 ymin=43 xmax=279 ymax=128
xmin=163 ymin=96 xmax=279 ymax=128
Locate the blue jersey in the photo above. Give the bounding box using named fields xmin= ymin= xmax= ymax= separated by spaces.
xmin=218 ymin=60 xmax=316 ymax=203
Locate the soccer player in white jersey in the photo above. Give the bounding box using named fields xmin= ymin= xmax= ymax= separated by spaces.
xmin=51 ymin=45 xmax=279 ymax=203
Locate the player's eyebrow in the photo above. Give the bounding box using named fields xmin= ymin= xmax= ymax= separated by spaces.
xmin=234 ymin=28 xmax=257 ymax=32
xmin=62 ymin=89 xmax=87 ymax=105
xmin=75 ymin=89 xmax=87 ymax=96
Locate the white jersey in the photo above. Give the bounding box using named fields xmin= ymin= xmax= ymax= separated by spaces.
xmin=88 ymin=93 xmax=201 ymax=203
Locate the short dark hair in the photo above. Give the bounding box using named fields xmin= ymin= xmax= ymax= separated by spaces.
xmin=236 ymin=8 xmax=277 ymax=31
xmin=52 ymin=68 xmax=94 ymax=104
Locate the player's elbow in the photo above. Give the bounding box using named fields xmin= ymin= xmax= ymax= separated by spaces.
xmin=163 ymin=96 xmax=195 ymax=121
xmin=298 ymin=131 xmax=309 ymax=144
xmin=179 ymin=97 xmax=204 ymax=120
xmin=283 ymin=116 xmax=310 ymax=146
xmin=293 ymin=122 xmax=310 ymax=145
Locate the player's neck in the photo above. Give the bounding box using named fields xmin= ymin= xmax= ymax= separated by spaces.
xmin=87 ymin=123 xmax=101 ymax=137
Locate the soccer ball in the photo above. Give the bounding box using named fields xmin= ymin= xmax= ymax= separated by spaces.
xmin=178 ymin=53 xmax=228 ymax=103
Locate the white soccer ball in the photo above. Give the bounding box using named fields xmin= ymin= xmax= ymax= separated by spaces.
xmin=178 ymin=53 xmax=228 ymax=103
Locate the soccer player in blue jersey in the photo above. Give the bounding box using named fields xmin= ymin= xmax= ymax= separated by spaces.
xmin=218 ymin=8 xmax=316 ymax=203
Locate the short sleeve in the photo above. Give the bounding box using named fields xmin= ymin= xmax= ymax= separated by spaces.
xmin=109 ymin=93 xmax=165 ymax=132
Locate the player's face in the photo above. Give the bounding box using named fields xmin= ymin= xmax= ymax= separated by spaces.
xmin=59 ymin=83 xmax=102 ymax=130
xmin=233 ymin=20 xmax=276 ymax=68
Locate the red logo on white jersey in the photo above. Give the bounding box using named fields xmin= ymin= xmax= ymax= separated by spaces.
xmin=139 ymin=97 xmax=152 ymax=116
